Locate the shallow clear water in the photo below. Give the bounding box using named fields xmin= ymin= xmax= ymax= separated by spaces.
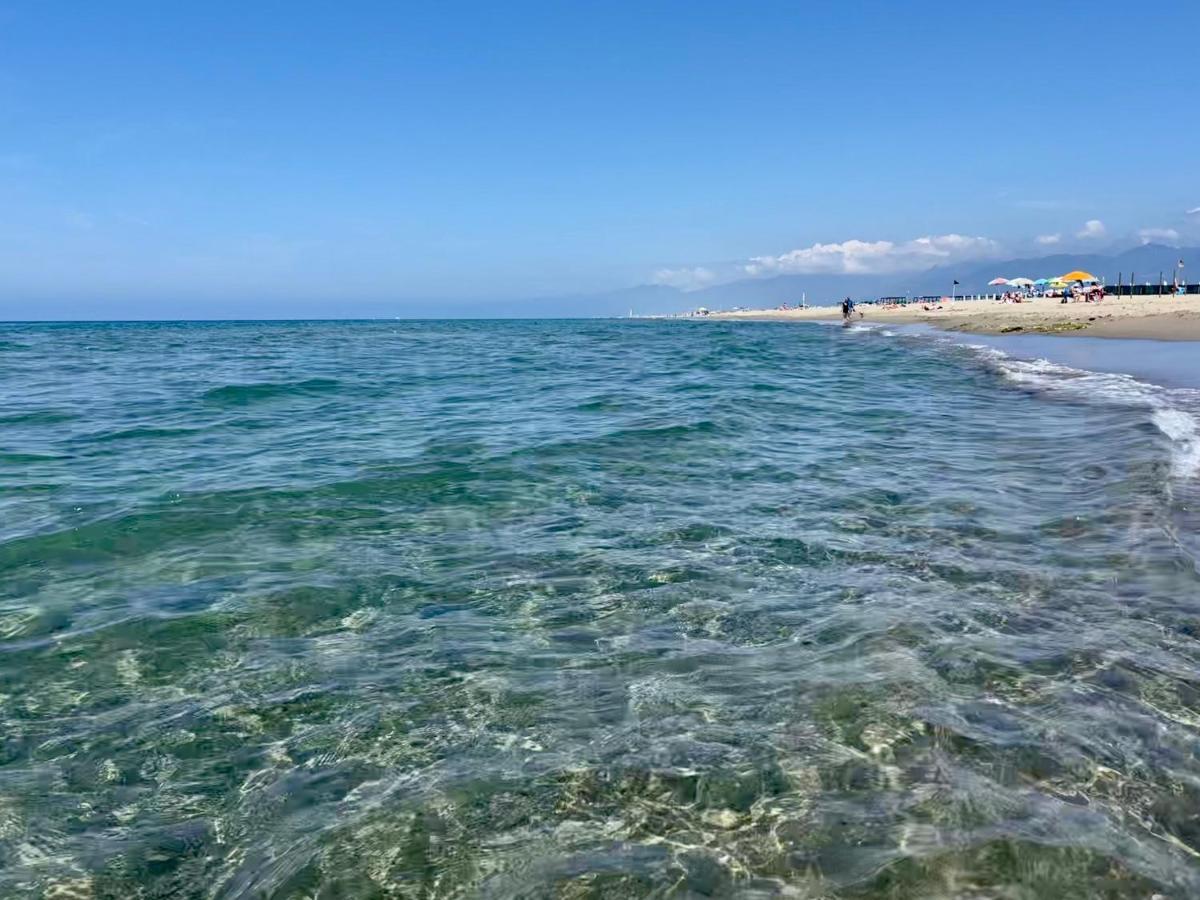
xmin=1 ymin=319 xmax=1199 ymax=898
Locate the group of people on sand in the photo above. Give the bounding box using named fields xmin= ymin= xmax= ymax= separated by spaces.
xmin=992 ymin=287 xmax=1103 ymax=304
xmin=1062 ymin=285 xmax=1105 ymax=303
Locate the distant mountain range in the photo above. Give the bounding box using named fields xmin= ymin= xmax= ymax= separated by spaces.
xmin=591 ymin=243 xmax=1197 ymax=316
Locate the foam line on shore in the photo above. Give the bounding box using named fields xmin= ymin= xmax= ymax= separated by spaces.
xmin=853 ymin=323 xmax=1200 ymax=482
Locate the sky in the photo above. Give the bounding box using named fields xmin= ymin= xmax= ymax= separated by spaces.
xmin=1 ymin=0 xmax=1198 ymax=318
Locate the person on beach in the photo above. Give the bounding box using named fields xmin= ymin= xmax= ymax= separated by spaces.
xmin=841 ymin=297 xmax=852 ymax=321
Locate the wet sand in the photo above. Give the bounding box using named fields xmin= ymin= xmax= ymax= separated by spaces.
xmin=711 ymin=294 xmax=1200 ymax=341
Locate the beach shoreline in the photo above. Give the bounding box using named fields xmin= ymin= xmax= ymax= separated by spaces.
xmin=709 ymin=294 xmax=1200 ymax=341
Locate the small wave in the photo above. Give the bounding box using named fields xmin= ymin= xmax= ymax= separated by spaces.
xmin=201 ymin=378 xmax=342 ymax=406
xmin=603 ymin=420 xmax=721 ymax=443
xmin=979 ymin=348 xmax=1200 ymax=482
xmin=0 ymin=410 xmax=77 ymax=426
xmin=86 ymin=425 xmax=203 ymax=444
xmin=574 ymin=396 xmax=626 ymax=412
xmin=873 ymin=327 xmax=1200 ymax=483
xmin=0 ymin=451 xmax=67 ymax=464
xmin=1153 ymin=408 xmax=1200 ymax=478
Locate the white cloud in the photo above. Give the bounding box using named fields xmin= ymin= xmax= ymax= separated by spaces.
xmin=651 ymin=266 xmax=718 ymax=292
xmin=741 ymin=234 xmax=1001 ymax=277
xmin=1137 ymin=227 xmax=1180 ymax=245
xmin=1076 ymin=219 xmax=1106 ymax=239
xmin=1188 ymin=207 xmax=1200 ymax=216
xmin=1036 ymin=233 xmax=1061 ymax=245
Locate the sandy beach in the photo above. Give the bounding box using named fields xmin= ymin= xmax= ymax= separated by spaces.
xmin=711 ymin=294 xmax=1200 ymax=340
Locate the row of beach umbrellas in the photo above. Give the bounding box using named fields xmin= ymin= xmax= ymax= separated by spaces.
xmin=988 ymin=270 xmax=1098 ymax=288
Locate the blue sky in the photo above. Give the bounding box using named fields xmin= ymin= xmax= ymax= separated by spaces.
xmin=1 ymin=0 xmax=1198 ymax=317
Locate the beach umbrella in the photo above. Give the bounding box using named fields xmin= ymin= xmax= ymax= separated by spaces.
xmin=1058 ymin=270 xmax=1097 ymax=283
xmin=1033 ymin=278 xmax=1050 ymax=285
xmin=987 ymin=277 xmax=1009 ymax=286
xmin=1008 ymin=277 xmax=1035 ymax=287
xmin=1048 ymin=280 xmax=1067 ymax=288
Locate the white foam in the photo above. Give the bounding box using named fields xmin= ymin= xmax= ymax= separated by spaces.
xmin=991 ymin=354 xmax=1200 ymax=481
xmin=871 ymin=327 xmax=1200 ymax=482
xmin=1153 ymin=408 xmax=1200 ymax=478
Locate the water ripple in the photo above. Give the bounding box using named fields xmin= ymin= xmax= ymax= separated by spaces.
xmin=0 ymin=320 xmax=1198 ymax=897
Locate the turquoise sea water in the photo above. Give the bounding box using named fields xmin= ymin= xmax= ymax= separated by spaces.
xmin=2 ymin=319 xmax=1199 ymax=898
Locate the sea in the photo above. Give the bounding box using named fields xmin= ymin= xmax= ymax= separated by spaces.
xmin=1 ymin=319 xmax=1199 ymax=898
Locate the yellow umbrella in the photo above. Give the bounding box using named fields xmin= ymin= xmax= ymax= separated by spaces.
xmin=1059 ymin=270 xmax=1097 ymax=282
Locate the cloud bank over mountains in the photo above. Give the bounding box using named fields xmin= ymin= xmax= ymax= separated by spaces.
xmin=652 ymin=215 xmax=1200 ymax=291
xmin=741 ymin=234 xmax=1001 ymax=277
xmin=650 ymin=266 xmax=720 ymax=291
xmin=653 ymin=234 xmax=1002 ymax=291
xmin=1138 ymin=227 xmax=1180 ymax=244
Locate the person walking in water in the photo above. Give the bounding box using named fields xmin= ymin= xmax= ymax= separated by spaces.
xmin=841 ymin=296 xmax=855 ymax=323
